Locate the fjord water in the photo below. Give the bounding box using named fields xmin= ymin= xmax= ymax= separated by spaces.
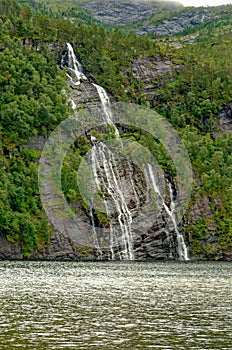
xmin=0 ymin=261 xmax=232 ymax=349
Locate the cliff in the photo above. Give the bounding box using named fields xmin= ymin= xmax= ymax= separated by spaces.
xmin=1 ymin=47 xmax=231 ymax=261
xmin=83 ymin=0 xmax=183 ymax=26
xmin=82 ymin=1 xmax=215 ymax=37
xmin=0 ymin=0 xmax=231 ymax=261
xmin=135 ymin=10 xmax=210 ymax=36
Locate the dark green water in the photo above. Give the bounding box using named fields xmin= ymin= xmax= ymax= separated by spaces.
xmin=0 ymin=261 xmax=232 ymax=349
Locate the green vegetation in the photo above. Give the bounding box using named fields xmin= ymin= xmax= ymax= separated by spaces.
xmin=176 ymin=5 xmax=232 ymax=38
xmin=0 ymin=0 xmax=232 ymax=258
xmin=17 ymin=0 xmax=96 ymax=24
xmin=0 ymin=0 xmax=70 ymax=255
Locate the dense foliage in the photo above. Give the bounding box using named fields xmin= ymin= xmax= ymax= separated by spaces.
xmin=0 ymin=0 xmax=70 ymax=255
xmin=0 ymin=0 xmax=232 ymax=258
xmin=153 ymin=33 xmax=232 ymax=255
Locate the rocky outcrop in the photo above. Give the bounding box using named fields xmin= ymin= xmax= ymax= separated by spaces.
xmin=0 ymin=230 xmax=90 ymax=261
xmin=83 ymin=1 xmax=211 ymax=37
xmin=216 ymin=102 xmax=232 ymax=135
xmin=0 ymin=236 xmax=23 ymax=260
xmin=129 ymin=55 xmax=182 ymax=102
xmin=33 ymin=230 xmax=83 ymax=261
xmin=27 ymin=135 xmax=46 ymax=151
xmin=183 ymin=186 xmax=232 ymax=261
xmin=188 ymin=193 xmax=216 ymax=228
xmin=136 ymin=10 xmax=210 ymax=36
xmin=83 ymin=1 xmax=182 ymax=25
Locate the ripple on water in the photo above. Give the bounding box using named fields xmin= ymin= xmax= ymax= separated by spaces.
xmin=0 ymin=261 xmax=232 ymax=349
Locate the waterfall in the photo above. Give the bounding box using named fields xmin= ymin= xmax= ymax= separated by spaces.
xmin=89 ymin=204 xmax=103 ymax=259
xmin=91 ymin=144 xmax=134 ymax=260
xmin=147 ymin=164 xmax=189 ymax=261
xmin=94 ymin=100 xmax=135 ymax=259
xmin=91 ymin=69 xmax=134 ymax=259
xmin=65 ymin=43 xmax=87 ymax=85
xmin=62 ymin=43 xmax=188 ymax=261
xmin=167 ymin=181 xmax=189 ymax=261
xmin=61 ymin=88 xmax=77 ymax=110
xmin=70 ymin=99 xmax=77 ymax=110
xmin=92 ymin=83 xmax=120 ymax=137
xmin=63 ymin=43 xmax=134 ymax=259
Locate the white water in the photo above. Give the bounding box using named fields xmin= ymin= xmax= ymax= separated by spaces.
xmin=66 ymin=43 xmax=87 ymax=85
xmin=92 ymin=83 xmax=120 ymax=137
xmin=89 ymin=204 xmax=103 ymax=258
xmin=90 ymin=59 xmax=134 ymax=259
xmin=91 ymin=85 xmax=134 ymax=259
xmin=65 ymin=43 xmax=132 ymax=258
xmin=64 ymin=43 xmax=188 ymax=261
xmin=2 ymin=261 xmax=232 ymax=350
xmin=167 ymin=181 xmax=189 ymax=261
xmin=91 ymin=144 xmax=134 ymax=260
xmin=90 ymin=146 xmax=116 ymax=259
xmin=70 ymin=98 xmax=77 ymax=109
xmin=147 ymin=164 xmax=189 ymax=261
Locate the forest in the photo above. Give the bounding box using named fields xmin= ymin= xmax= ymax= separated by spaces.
xmin=0 ymin=0 xmax=232 ymax=258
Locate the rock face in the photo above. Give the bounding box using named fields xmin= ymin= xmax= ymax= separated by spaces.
xmin=0 ymin=236 xmax=23 ymax=260
xmin=83 ymin=1 xmax=161 ymax=25
xmin=217 ymin=102 xmax=232 ymax=134
xmin=0 ymin=46 xmax=186 ymax=261
xmin=130 ymin=55 xmax=182 ymax=102
xmin=136 ymin=10 xmax=210 ymax=36
xmin=188 ymin=194 xmax=216 ymax=228
xmin=83 ymin=1 xmax=211 ymax=37
xmin=1 ymin=46 xmax=231 ymax=261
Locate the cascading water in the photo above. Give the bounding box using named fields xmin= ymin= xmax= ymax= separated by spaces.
xmin=90 ymin=85 xmax=134 ymax=259
xmin=201 ymin=14 xmax=205 ymax=22
xmin=89 ymin=204 xmax=103 ymax=258
xmin=92 ymin=83 xmax=120 ymax=137
xmin=70 ymin=99 xmax=77 ymax=110
xmin=167 ymin=181 xmax=189 ymax=261
xmin=65 ymin=43 xmax=87 ymax=85
xmin=62 ymin=43 xmax=189 ymax=261
xmin=65 ymin=43 xmax=134 ymax=259
xmin=146 ymin=164 xmax=189 ymax=261
xmin=91 ymin=144 xmax=134 ymax=260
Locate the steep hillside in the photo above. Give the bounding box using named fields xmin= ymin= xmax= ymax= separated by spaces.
xmin=83 ymin=0 xmax=183 ymax=25
xmin=0 ymin=0 xmax=231 ymax=260
xmin=81 ymin=1 xmax=232 ymax=37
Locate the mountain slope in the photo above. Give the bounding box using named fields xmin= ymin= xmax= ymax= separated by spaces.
xmin=0 ymin=0 xmax=231 ymax=260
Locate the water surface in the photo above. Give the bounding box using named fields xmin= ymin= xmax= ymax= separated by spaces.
xmin=0 ymin=261 xmax=231 ymax=349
